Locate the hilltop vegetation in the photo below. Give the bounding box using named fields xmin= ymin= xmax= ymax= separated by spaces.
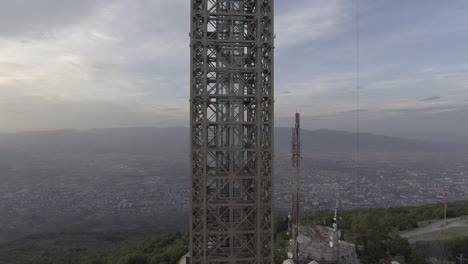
xmin=276 ymin=201 xmax=468 ymax=264
xmin=302 ymin=201 xmax=468 ymax=232
xmin=1 ymin=202 xmax=467 ymax=264
xmin=0 ymin=231 xmax=188 ymax=264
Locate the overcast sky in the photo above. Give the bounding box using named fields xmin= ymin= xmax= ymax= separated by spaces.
xmin=0 ymin=0 xmax=467 ymax=142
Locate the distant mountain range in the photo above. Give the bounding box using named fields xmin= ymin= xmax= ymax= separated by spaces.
xmin=0 ymin=127 xmax=464 ymax=155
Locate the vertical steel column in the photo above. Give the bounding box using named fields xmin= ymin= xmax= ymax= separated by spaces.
xmin=190 ymin=0 xmax=274 ymax=263
xmin=291 ymin=113 xmax=301 ymax=263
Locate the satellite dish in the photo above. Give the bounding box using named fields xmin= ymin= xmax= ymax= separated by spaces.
xmin=329 ymin=241 xmax=334 ymax=248
xmin=287 ymin=252 xmax=293 ymax=259
xmin=297 ymin=235 xmax=305 ymax=244
xmin=312 ymin=241 xmax=322 ymax=249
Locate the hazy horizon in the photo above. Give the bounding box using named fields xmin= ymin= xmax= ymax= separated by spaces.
xmin=1 ymin=125 xmax=468 ymax=144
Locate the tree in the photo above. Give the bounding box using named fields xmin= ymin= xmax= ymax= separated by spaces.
xmin=445 ymin=237 xmax=468 ymax=259
xmin=118 ymin=255 xmax=148 ymax=264
xmin=383 ymin=232 xmax=411 ymax=260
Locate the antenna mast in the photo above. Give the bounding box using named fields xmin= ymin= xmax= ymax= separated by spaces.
xmin=333 ymin=195 xmax=341 ymax=264
xmin=291 ymin=112 xmax=301 ymax=262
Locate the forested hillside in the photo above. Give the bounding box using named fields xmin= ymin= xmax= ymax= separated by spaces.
xmin=1 ymin=202 xmax=467 ymax=264
xmin=0 ymin=231 xmax=188 ymax=264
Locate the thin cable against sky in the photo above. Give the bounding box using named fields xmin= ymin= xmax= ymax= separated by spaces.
xmin=356 ymin=0 xmax=361 ymax=184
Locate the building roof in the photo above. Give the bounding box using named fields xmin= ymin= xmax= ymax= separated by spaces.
xmin=178 ymin=252 xmax=190 ymax=264
xmin=297 ymin=225 xmax=356 ymax=262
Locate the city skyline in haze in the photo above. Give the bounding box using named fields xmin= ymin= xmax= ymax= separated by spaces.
xmin=0 ymin=0 xmax=467 ymax=142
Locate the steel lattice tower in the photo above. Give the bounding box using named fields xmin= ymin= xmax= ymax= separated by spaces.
xmin=290 ymin=113 xmax=301 ymax=263
xmin=190 ymin=0 xmax=275 ymax=263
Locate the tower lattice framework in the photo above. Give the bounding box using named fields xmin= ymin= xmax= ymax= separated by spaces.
xmin=291 ymin=113 xmax=301 ymax=263
xmin=190 ymin=0 xmax=275 ymax=263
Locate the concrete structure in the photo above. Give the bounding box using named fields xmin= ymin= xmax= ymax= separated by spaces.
xmin=189 ymin=0 xmax=275 ymax=263
xmin=297 ymin=226 xmax=357 ymax=264
xmin=178 ymin=252 xmax=191 ymax=264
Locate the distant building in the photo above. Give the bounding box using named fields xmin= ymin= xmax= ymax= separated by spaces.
xmin=177 ymin=252 xmax=190 ymax=264
xmin=297 ymin=226 xmax=357 ymax=264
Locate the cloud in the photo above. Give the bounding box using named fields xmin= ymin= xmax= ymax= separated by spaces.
xmin=390 ymin=104 xmax=468 ymax=115
xmin=363 ymin=78 xmax=423 ymax=91
xmin=0 ymin=0 xmax=468 ymax=142
xmin=0 ymin=91 xmax=190 ymax=133
xmin=420 ymin=96 xmax=440 ymax=102
xmin=0 ymin=0 xmax=108 ymax=38
xmin=0 ymin=0 xmax=190 ymax=133
xmin=275 ymin=0 xmax=348 ymax=49
xmin=278 ymin=76 xmax=353 ymax=99
xmin=161 ymin=107 xmax=183 ymax=112
xmin=340 ymin=109 xmax=369 ymax=114
xmin=295 ymin=108 xmax=369 ymax=121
